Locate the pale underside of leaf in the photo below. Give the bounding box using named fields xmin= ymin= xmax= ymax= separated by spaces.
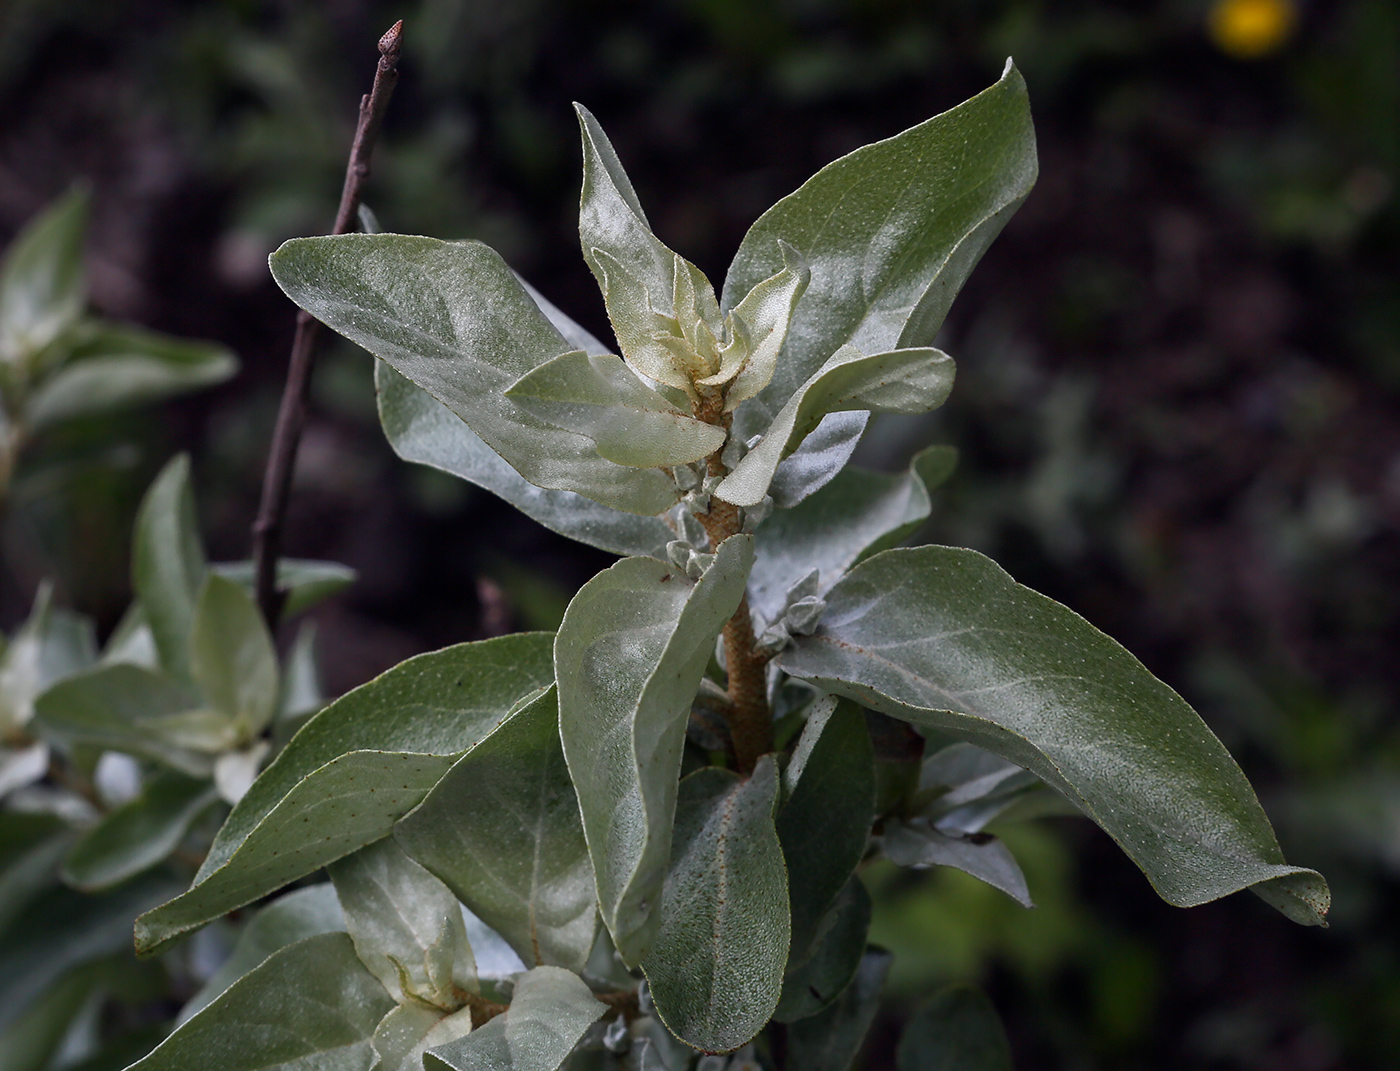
xmin=376 ymin=362 xmax=675 ymax=559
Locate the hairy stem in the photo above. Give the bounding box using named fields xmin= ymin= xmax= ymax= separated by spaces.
xmin=250 ymin=21 xmax=403 ymax=627
xmin=698 ymin=436 xmax=772 ymax=774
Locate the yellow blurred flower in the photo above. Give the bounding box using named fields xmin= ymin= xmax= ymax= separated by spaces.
xmin=1207 ymin=0 xmax=1297 ymax=59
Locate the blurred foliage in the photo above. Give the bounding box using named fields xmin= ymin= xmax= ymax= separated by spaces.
xmin=0 ymin=0 xmax=1395 ymax=1067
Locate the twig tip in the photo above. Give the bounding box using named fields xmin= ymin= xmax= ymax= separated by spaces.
xmin=380 ymin=20 xmax=403 ymax=56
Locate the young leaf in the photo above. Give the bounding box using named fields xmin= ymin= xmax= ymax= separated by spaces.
xmin=396 ymin=687 xmax=597 ymax=974
xmin=131 ymin=455 xmax=207 ymax=682
xmin=190 ymin=573 xmax=278 ymax=739
xmin=896 ymin=984 xmax=1013 ymax=1071
xmin=32 ymin=663 xmax=208 ymax=775
xmin=24 ymin=324 xmax=237 ymax=430
xmin=777 ymin=546 xmax=1331 ymax=925
xmin=270 ymin=234 xmax=675 ymax=516
xmin=505 ymin=351 xmax=726 ymax=468
xmin=881 ymin=821 xmax=1032 ymax=907
xmin=425 ymin=965 xmax=605 ymax=1071
xmin=377 ymin=362 xmax=673 ymax=558
xmin=641 ymin=759 xmax=790 ymax=1054
xmin=0 ymin=186 xmax=88 ymax=366
xmin=717 ymin=345 xmax=955 ymax=507
xmin=123 ymin=933 xmax=394 ymax=1071
xmin=777 ymin=698 xmax=873 ymax=959
xmin=210 ymin=559 xmax=357 ymax=621
xmin=575 ymin=105 xmax=672 ymax=304
xmin=748 ymin=446 xmax=950 ymax=626
xmin=328 ymin=837 xmax=476 ymax=1007
xmin=178 ymin=884 xmax=345 ymax=1023
xmin=555 ymin=536 xmax=754 ymax=964
xmin=720 ymin=61 xmax=1037 ymax=417
xmin=784 ymin=949 xmax=891 ymax=1071
xmin=774 ymin=876 xmax=871 ymax=1023
xmin=721 ymin=251 xmax=811 ymax=410
xmin=60 ymin=771 xmax=219 ymax=891
xmin=134 ymin=634 xmax=555 ymax=956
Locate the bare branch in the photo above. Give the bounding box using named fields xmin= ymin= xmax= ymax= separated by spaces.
xmin=250 ymin=20 xmax=403 ymax=627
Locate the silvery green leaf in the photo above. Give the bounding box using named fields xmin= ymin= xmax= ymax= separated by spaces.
xmin=270 ymin=234 xmax=676 ymax=516
xmin=774 ymin=877 xmax=871 ymax=1023
xmin=190 ymin=573 xmax=278 ymax=739
xmin=918 ymin=742 xmax=1040 ymax=836
xmin=328 ymin=837 xmax=476 ymax=1007
xmin=720 ymin=62 xmax=1036 ymax=418
xmin=0 ymin=186 xmax=88 ymax=366
xmin=641 ymin=759 xmax=789 ymax=1054
xmin=717 ymin=346 xmax=954 ymax=507
xmin=376 ymin=362 xmax=674 ymax=558
xmin=896 ymin=984 xmax=1012 ymax=1071
xmin=372 ymin=1004 xmax=476 ymax=1071
xmin=123 ymin=933 xmax=394 ymax=1071
xmin=24 ymin=324 xmax=237 ymax=430
xmin=32 ymin=663 xmax=208 ymax=775
xmin=556 ymin=536 xmax=753 ymax=965
xmin=719 ymin=246 xmax=809 ymax=409
xmin=575 ymin=105 xmax=675 ymax=328
xmin=776 ymin=698 xmax=873 ymax=958
xmin=777 ymin=546 xmax=1330 ymax=925
xmin=506 ymin=351 xmax=725 ymax=468
xmin=131 ymin=455 xmax=207 ymax=682
xmin=766 ymin=411 xmax=867 ymax=509
xmin=748 ymin=445 xmax=946 ymax=624
xmin=425 ymin=965 xmax=605 ymax=1071
xmin=881 ymin=820 xmax=1032 ymax=907
xmin=210 ymin=559 xmax=357 ymax=621
xmin=784 ymin=949 xmax=891 ymax=1071
xmin=396 ymin=687 xmax=597 ymax=974
xmin=178 ymin=884 xmax=345 ymax=1023
xmin=134 ymin=633 xmax=555 ymax=956
xmin=60 ymin=771 xmax=219 ymax=891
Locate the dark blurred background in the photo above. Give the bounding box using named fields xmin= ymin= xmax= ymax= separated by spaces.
xmin=1 ymin=0 xmax=1396 ymax=1067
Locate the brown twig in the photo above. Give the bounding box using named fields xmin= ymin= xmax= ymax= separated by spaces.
xmin=250 ymin=20 xmax=403 ymax=627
